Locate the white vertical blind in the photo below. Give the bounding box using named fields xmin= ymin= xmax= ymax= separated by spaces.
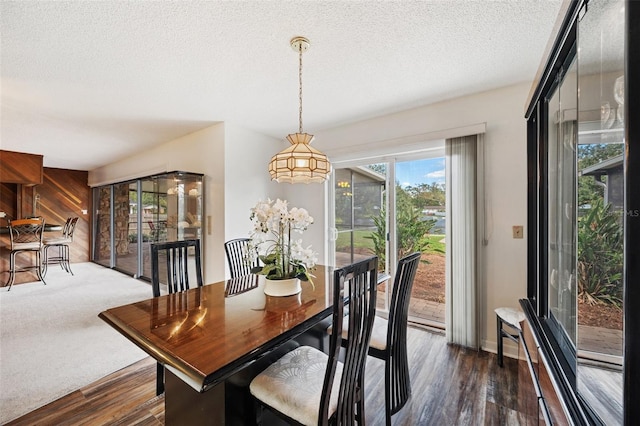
xmin=445 ymin=135 xmax=479 ymax=348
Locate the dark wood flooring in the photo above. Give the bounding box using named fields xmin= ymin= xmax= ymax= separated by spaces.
xmin=6 ymin=326 xmax=534 ymax=426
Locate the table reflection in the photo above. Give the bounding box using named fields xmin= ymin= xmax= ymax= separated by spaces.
xmin=151 ymin=289 xmax=208 ymax=343
xmin=225 ymin=274 xmax=259 ymax=297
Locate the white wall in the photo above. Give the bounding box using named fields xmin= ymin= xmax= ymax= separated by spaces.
xmin=223 ymin=123 xmax=285 ymax=276
xmin=282 ymin=82 xmax=531 ymax=355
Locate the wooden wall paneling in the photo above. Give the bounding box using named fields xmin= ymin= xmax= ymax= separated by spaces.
xmin=22 ymin=185 xmax=34 ymax=218
xmin=0 ymin=168 xmax=91 ymax=287
xmin=0 ymin=184 xmax=36 ymax=222
xmin=0 ymin=183 xmax=17 ymax=226
xmin=38 ymin=168 xmax=90 ymax=265
xmin=0 ymin=150 xmax=43 ymax=185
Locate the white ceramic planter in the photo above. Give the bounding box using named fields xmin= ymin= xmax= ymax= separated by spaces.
xmin=263 ymin=277 xmax=302 ymax=297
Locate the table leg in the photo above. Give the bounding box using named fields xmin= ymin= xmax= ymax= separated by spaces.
xmin=165 ymin=369 xmax=225 ymax=425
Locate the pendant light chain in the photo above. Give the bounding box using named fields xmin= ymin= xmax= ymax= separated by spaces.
xmin=298 ymin=44 xmax=304 ymax=134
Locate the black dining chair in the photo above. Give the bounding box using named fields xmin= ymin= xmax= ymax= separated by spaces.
xmin=249 ymin=256 xmax=378 ymax=425
xmin=224 ymin=238 xmax=260 ymax=278
xmin=43 ymin=217 xmax=79 ymax=277
xmin=4 ymin=217 xmax=47 ymax=291
xmin=332 ymin=251 xmax=421 ymax=426
xmin=151 ymin=239 xmax=204 ymax=298
xmin=150 ymin=239 xmax=204 ymax=395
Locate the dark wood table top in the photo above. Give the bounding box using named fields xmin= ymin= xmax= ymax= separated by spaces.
xmin=99 ymin=265 xmax=338 ymax=392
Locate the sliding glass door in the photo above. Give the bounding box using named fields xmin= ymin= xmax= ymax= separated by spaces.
xmin=334 ymin=164 xmax=389 ymax=307
xmin=93 ymin=186 xmax=112 ymax=267
xmin=395 ymin=157 xmax=446 ymax=326
xmin=91 ymin=171 xmax=203 ymax=280
xmin=113 ymin=181 xmax=139 ymax=276
xmin=332 ymin=149 xmax=446 ymax=326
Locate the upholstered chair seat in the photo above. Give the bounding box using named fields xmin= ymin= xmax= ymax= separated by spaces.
xmin=329 ymin=315 xmax=389 ymax=351
xmin=10 ymin=241 xmax=43 ymax=251
xmin=249 ymin=346 xmax=344 ymax=426
xmin=43 ymin=236 xmax=72 ymax=245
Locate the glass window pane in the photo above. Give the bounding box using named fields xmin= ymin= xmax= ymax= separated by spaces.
xmin=93 ymin=186 xmax=112 ymax=267
xmin=396 ymin=157 xmax=446 ymax=326
xmin=163 ymin=172 xmax=202 ymax=242
xmin=335 ymin=168 xmax=353 ymax=231
xmin=334 ymin=165 xmax=386 ymax=271
xmin=547 ymin=54 xmax=578 ymax=348
xmin=141 ymin=176 xmax=166 ymax=279
xmin=576 ymin=0 xmax=625 ymax=423
xmin=113 ymin=181 xmax=138 ymax=276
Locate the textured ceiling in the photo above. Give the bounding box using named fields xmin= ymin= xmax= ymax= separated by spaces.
xmin=0 ymin=0 xmax=564 ymax=171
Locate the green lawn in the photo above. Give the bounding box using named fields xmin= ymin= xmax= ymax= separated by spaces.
xmin=426 ymin=235 xmax=446 ymax=254
xmin=336 ymin=230 xmax=376 ymax=252
xmin=336 ymin=230 xmax=445 ymax=255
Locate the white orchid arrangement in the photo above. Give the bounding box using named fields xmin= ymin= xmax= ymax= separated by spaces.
xmin=248 ymin=199 xmax=317 ymax=281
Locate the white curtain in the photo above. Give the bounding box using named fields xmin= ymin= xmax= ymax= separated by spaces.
xmin=445 ymin=134 xmax=481 ymax=348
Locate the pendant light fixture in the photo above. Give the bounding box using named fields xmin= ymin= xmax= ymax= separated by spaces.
xmin=269 ymin=36 xmax=331 ymax=184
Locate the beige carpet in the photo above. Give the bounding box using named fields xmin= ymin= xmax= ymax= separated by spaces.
xmin=0 ymin=263 xmax=153 ymax=424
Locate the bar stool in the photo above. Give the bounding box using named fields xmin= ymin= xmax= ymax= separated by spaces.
xmin=43 ymin=217 xmax=78 ymax=277
xmin=4 ymin=217 xmax=47 ymax=291
xmin=495 ymin=306 xmax=526 ymax=367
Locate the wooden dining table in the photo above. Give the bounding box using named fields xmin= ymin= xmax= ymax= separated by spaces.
xmin=99 ymin=265 xmax=344 ymax=425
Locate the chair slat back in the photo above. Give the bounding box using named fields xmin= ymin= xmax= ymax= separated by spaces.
xmin=60 ymin=217 xmax=73 ymax=237
xmin=388 ymin=252 xmax=421 ymax=344
xmin=64 ymin=217 xmax=79 ymax=240
xmin=224 ymin=238 xmax=259 ymax=278
xmin=150 ymin=239 xmax=203 ymax=297
xmin=320 ymin=256 xmax=378 ymax=425
xmin=8 ymin=218 xmax=45 ymax=247
xmin=386 ymin=251 xmax=421 ymax=415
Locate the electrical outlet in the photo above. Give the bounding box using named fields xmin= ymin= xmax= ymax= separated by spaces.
xmin=0 ymin=212 xmax=5 ymax=218
xmin=512 ymin=225 xmax=524 ymax=239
